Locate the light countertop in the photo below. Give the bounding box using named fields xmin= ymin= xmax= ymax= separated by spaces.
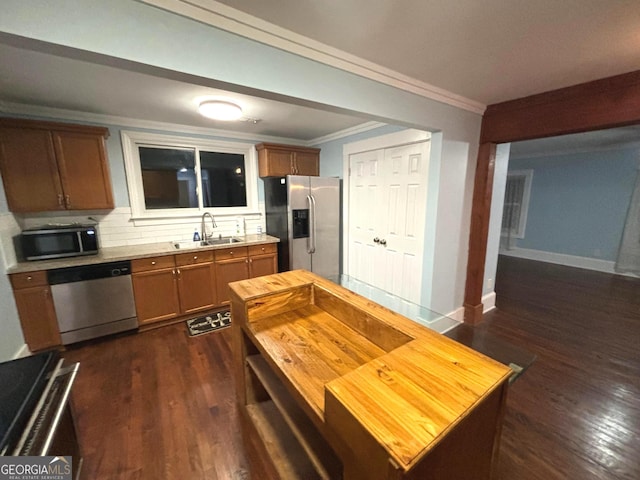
xmin=7 ymin=234 xmax=279 ymax=274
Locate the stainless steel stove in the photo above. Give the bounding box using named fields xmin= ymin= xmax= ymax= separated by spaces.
xmin=0 ymin=352 xmax=81 ymax=478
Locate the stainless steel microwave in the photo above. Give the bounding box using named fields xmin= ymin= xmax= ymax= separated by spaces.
xmin=19 ymin=224 xmax=99 ymax=261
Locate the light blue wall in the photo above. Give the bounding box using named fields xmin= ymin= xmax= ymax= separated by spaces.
xmin=1 ymin=0 xmax=483 ymax=323
xmin=509 ymin=148 xmax=639 ymax=261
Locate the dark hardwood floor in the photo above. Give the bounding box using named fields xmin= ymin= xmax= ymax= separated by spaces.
xmin=485 ymin=256 xmax=640 ymax=480
xmin=63 ymin=257 xmax=640 ymax=479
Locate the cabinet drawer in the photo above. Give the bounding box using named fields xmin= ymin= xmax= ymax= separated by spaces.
xmin=175 ymin=250 xmax=214 ymax=266
xmin=214 ymin=247 xmax=248 ymax=261
xmin=248 ymin=243 xmax=277 ymax=256
xmin=132 ymin=255 xmax=175 ymax=273
xmin=10 ymin=271 xmax=48 ymax=289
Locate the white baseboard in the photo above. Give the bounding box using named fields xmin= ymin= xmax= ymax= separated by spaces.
xmin=482 ymin=292 xmax=496 ymax=313
xmin=445 ymin=292 xmax=496 ymax=324
xmin=12 ymin=343 xmax=30 ymax=359
xmin=500 ymin=247 xmax=622 ymax=274
xmin=445 ymin=307 xmax=465 ymax=323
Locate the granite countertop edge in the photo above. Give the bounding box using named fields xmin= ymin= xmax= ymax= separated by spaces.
xmin=7 ymin=234 xmax=279 ymax=274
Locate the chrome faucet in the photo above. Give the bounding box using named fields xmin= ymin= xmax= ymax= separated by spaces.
xmin=201 ymin=212 xmax=217 ymax=241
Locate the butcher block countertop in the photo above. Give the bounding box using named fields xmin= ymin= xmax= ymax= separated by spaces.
xmin=229 ymin=270 xmax=513 ymax=480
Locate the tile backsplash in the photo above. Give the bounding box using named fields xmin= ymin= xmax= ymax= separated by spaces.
xmin=4 ymin=206 xmax=265 ymax=266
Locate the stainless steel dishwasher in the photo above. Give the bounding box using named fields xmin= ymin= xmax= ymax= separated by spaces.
xmin=47 ymin=261 xmax=138 ymax=345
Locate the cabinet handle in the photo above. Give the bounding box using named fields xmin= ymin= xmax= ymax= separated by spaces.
xmin=26 ymin=276 xmax=32 ymax=281
xmin=229 ymin=251 xmax=233 ymax=256
xmin=193 ymin=256 xmax=198 ymax=260
xmin=177 ymin=268 xmax=181 ymax=276
xmin=65 ymin=195 xmax=71 ymax=208
xmin=151 ymin=261 xmax=156 ymax=265
xmin=246 ymin=259 xmax=249 ymax=264
xmin=57 ymin=194 xmax=64 ymax=207
xmin=172 ymin=269 xmax=176 ymax=276
xmin=249 ymin=258 xmax=252 ymax=263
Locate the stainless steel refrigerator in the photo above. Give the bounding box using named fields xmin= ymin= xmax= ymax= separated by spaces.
xmin=263 ymin=175 xmax=340 ymax=278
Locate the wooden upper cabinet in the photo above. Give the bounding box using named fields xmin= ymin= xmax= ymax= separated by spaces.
xmin=0 ymin=118 xmax=114 ymax=212
xmin=53 ymin=130 xmax=114 ymax=210
xmin=0 ymin=127 xmax=64 ymax=212
xmin=256 ymin=143 xmax=320 ymax=177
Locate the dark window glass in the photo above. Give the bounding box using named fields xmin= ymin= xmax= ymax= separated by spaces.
xmin=199 ymin=151 xmax=247 ymax=207
xmin=139 ymin=147 xmax=196 ymax=209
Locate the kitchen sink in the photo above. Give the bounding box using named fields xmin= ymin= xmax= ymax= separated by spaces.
xmin=173 ymin=237 xmax=241 ymax=249
xmin=202 ymin=236 xmax=241 ymax=246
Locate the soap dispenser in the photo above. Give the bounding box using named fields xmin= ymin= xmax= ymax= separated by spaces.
xmin=193 ymin=229 xmax=201 ymax=242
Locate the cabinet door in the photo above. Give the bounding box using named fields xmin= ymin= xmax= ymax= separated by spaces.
xmin=294 ymin=151 xmax=320 ymax=176
xmin=259 ymin=149 xmax=293 ymax=177
xmin=249 ymin=254 xmax=278 ymax=278
xmin=0 ymin=127 xmax=64 ymax=212
xmin=132 ymin=268 xmax=181 ymax=324
xmin=13 ymin=286 xmax=62 ymax=352
xmin=53 ymin=131 xmax=114 ymax=210
xmin=215 ymin=258 xmax=249 ymax=305
xmin=176 ymin=263 xmax=216 ymax=314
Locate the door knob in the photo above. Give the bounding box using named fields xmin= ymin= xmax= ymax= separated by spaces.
xmin=373 ymin=237 xmax=380 ymax=243
xmin=380 ymin=239 xmax=387 ymax=246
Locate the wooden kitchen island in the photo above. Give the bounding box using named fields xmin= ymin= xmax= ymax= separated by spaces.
xmin=229 ymin=270 xmax=512 ymax=480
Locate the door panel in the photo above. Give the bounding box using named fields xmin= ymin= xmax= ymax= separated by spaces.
xmin=348 ymin=142 xmax=430 ymax=303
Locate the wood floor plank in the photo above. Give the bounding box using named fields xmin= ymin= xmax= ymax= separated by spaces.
xmin=62 ymin=256 xmax=640 ymax=479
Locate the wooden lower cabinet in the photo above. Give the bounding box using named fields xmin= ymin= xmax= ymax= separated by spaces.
xmin=176 ymin=252 xmax=216 ymax=314
xmin=215 ymin=258 xmax=249 ymax=306
xmin=131 ymin=267 xmax=181 ymax=325
xmin=248 ymin=244 xmax=278 ymax=278
xmin=133 ymin=252 xmax=217 ymax=325
xmin=10 ymin=271 xmax=62 ymax=352
xmin=216 ymin=244 xmax=279 ymax=305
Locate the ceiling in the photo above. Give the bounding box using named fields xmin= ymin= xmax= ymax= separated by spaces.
xmin=214 ymin=0 xmax=640 ymax=105
xmin=1 ymin=1 xmax=640 ymax=148
xmin=0 ymin=43 xmax=369 ymax=142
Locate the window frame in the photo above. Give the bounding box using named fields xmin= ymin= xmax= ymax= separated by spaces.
xmin=501 ymin=169 xmax=533 ymax=239
xmin=121 ymin=130 xmax=259 ymax=225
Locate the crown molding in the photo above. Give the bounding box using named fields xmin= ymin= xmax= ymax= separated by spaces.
xmin=308 ymin=121 xmax=387 ymax=146
xmin=0 ymin=101 xmax=311 ymax=145
xmin=140 ymin=0 xmax=486 ymax=115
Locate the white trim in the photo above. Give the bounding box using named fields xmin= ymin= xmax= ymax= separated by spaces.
xmin=445 ymin=293 xmax=495 ymax=323
xmin=0 ymin=101 xmax=308 ymax=145
xmin=140 ymin=0 xmax=486 ymax=115
xmin=121 ymin=130 xmax=259 ymax=224
xmin=12 ymin=343 xmax=30 ymax=359
xmin=445 ymin=306 xmax=465 ymax=323
xmin=499 ymin=247 xmax=640 ymax=277
xmin=482 ymin=292 xmax=497 ymax=313
xmin=308 ymin=121 xmax=387 ymax=146
xmin=343 ymin=129 xmax=431 ymax=157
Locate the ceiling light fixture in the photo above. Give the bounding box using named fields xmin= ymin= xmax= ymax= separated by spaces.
xmin=198 ymin=100 xmax=243 ymax=121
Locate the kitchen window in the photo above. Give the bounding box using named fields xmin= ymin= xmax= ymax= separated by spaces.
xmin=121 ymin=131 xmax=258 ymax=223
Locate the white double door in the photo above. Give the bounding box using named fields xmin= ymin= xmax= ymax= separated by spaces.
xmin=347 ymin=141 xmax=430 ymax=304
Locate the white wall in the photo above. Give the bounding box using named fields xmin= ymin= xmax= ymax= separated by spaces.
xmin=0 ymin=0 xmax=483 ymax=355
xmin=483 ymin=144 xmax=511 ymax=299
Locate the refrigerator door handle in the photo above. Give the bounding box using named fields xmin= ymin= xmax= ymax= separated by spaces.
xmin=307 ymin=194 xmax=317 ymax=254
